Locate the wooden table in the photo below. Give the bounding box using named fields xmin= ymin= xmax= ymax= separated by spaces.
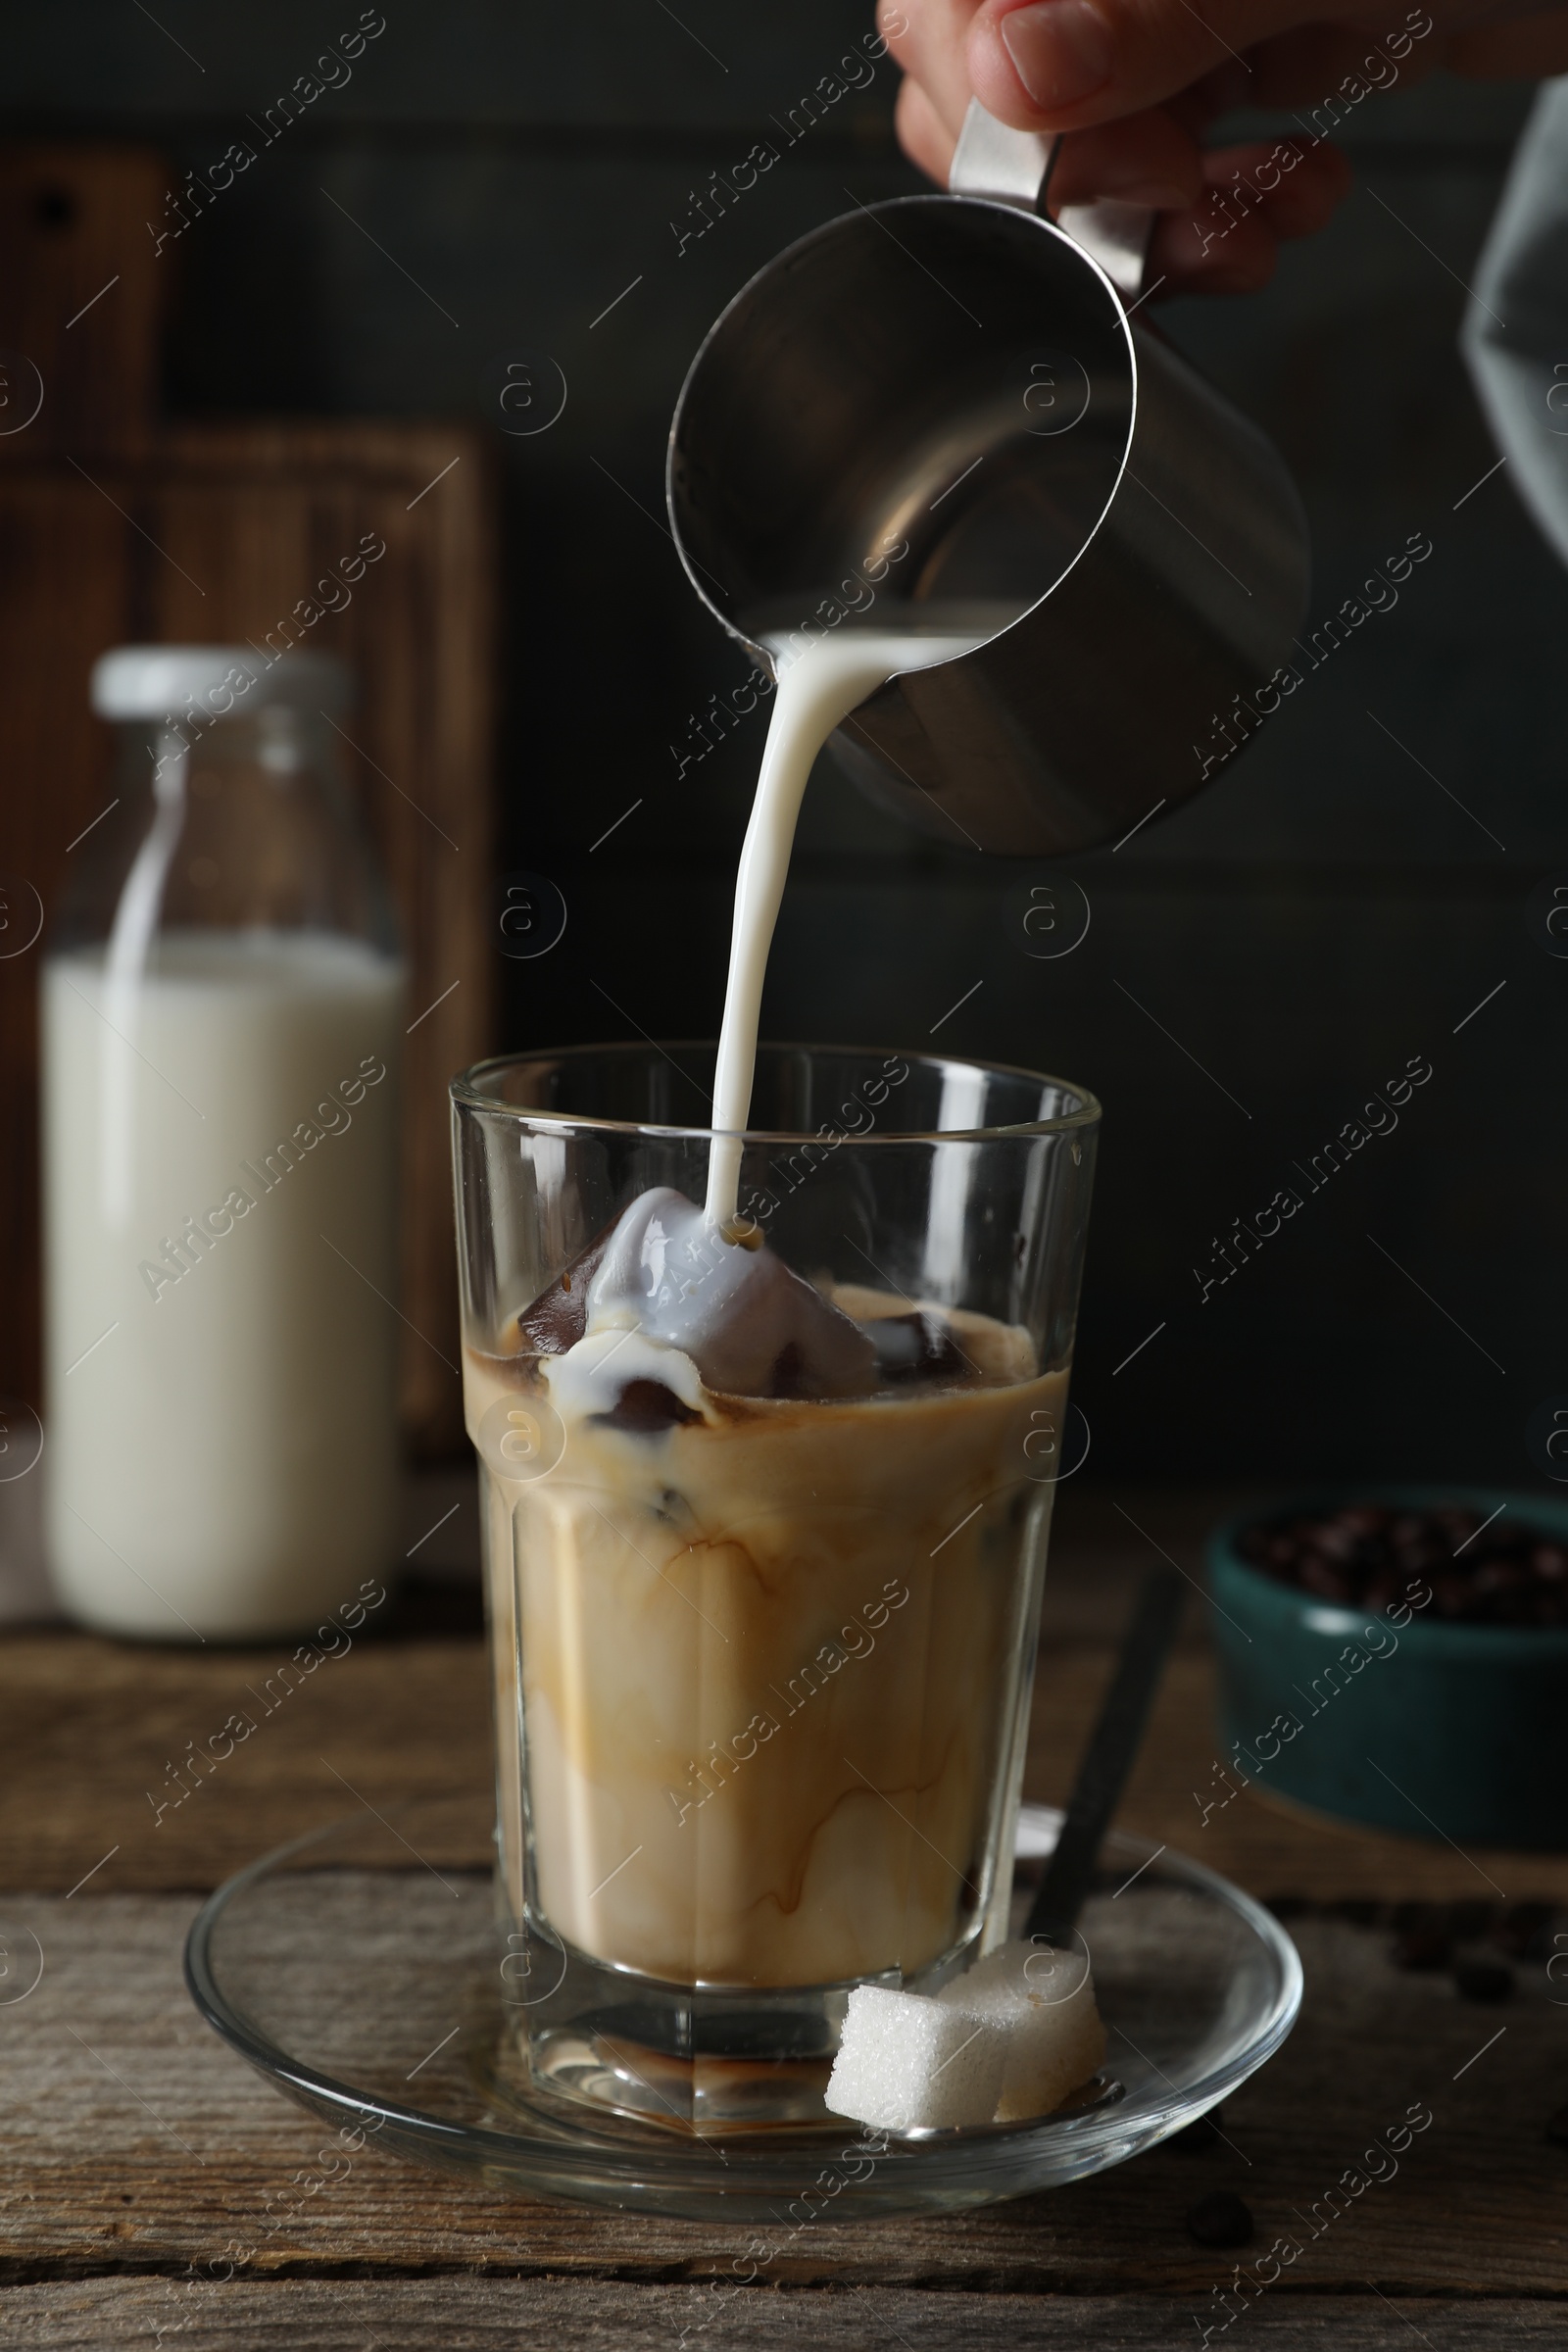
xmin=3 ymin=1485 xmax=1564 ymax=2348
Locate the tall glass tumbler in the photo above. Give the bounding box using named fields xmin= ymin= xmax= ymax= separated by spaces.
xmin=451 ymin=1045 xmax=1099 ymax=2132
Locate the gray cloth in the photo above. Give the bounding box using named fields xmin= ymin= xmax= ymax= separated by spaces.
xmin=1463 ymin=75 xmax=1568 ymax=567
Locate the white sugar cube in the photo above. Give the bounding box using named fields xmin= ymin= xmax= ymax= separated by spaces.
xmin=824 ymin=1984 xmax=1008 ymax=2132
xmin=938 ymin=1938 xmax=1105 ymax=2122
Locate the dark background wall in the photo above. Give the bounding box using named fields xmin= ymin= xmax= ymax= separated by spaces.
xmin=6 ymin=4 xmax=1563 ymax=1483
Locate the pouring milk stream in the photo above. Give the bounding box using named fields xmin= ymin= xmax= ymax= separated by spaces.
xmin=703 ymin=618 xmax=990 ymax=1227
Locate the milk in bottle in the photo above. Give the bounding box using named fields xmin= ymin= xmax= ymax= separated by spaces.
xmin=42 ymin=649 xmax=406 ymax=1640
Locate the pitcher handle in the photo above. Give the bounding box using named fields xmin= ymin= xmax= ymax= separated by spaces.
xmin=949 ymin=97 xmax=1152 ymax=306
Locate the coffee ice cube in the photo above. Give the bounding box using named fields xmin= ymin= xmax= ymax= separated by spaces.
xmin=938 ymin=1938 xmax=1105 ymax=2121
xmin=587 ymin=1187 xmax=876 ymax=1399
xmin=513 ymin=1223 xmax=613 ymax=1356
xmin=863 ymin=1308 xmax=972 ymax=1387
xmin=823 ymin=1984 xmax=1007 ymax=2132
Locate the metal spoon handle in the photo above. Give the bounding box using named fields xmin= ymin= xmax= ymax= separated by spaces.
xmin=1023 ymin=1563 xmax=1185 ymax=1945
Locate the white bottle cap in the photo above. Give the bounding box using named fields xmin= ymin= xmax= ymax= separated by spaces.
xmin=90 ymin=646 xmax=353 ymax=720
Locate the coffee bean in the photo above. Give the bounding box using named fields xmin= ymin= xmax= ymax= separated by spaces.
xmin=1454 ymin=1961 xmax=1514 ymax=2003
xmin=1446 ymin=1901 xmax=1493 ymax=1943
xmin=1234 ymin=1503 xmax=1568 ymax=1626
xmin=1186 ymin=2191 xmax=1254 ymax=2248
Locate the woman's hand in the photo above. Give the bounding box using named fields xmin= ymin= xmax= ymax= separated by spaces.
xmin=881 ymin=0 xmax=1568 ymax=294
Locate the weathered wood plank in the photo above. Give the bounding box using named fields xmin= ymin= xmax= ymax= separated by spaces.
xmin=4 ymin=2279 xmax=1564 ymax=2351
xmin=0 ymin=1620 xmax=495 ymax=1894
xmin=3 ymin=1496 xmax=1560 ymax=2328
xmin=1 ymin=1894 xmax=1563 ymax=2297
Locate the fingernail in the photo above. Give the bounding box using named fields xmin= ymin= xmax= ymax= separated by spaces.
xmin=1001 ymin=0 xmax=1114 ymax=110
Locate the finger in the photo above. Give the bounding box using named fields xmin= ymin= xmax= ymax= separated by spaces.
xmin=882 ymin=0 xmax=988 ymax=139
xmin=1248 ymin=135 xmax=1353 ymax=239
xmin=894 ymin=38 xmax=1204 ymax=208
xmin=895 ymin=73 xmax=958 ymax=182
xmin=1147 ymin=133 xmax=1350 ymax=296
xmin=1150 ymin=203 xmax=1279 ymax=296
xmin=965 ymin=0 xmax=1323 ymax=132
xmin=1181 ymin=136 xmax=1351 ymax=246
xmin=1047 ymin=105 xmax=1204 ymax=208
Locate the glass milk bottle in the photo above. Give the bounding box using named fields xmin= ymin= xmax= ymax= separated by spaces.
xmin=42 ymin=648 xmax=407 ymax=1641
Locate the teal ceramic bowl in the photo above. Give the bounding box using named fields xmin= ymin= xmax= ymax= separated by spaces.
xmin=1207 ymin=1486 xmax=1568 ymax=1852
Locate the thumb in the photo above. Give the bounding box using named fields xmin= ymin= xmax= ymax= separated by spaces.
xmin=966 ymin=0 xmax=1312 ymax=127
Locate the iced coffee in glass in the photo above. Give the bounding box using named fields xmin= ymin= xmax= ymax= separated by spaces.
xmin=453 ymin=1043 xmax=1097 ymax=2130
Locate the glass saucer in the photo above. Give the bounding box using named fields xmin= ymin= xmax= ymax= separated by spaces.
xmin=184 ymin=1798 xmax=1301 ymax=2223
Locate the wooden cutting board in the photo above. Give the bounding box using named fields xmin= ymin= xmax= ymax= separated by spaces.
xmin=0 ymin=145 xmax=495 ymax=1456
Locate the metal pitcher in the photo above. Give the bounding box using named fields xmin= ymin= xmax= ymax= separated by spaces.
xmin=666 ymin=102 xmax=1309 ymax=857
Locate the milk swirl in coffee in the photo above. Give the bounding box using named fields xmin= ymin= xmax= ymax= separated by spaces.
xmin=464 ymin=609 xmax=1066 ymax=1991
